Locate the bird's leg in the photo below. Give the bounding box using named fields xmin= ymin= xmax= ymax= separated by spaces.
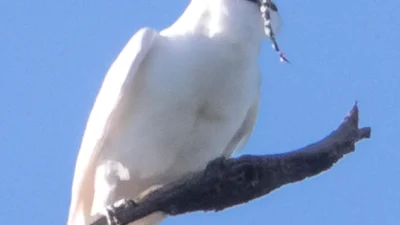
xmin=105 ymin=203 xmax=119 ymax=225
xmin=204 ymin=157 xmax=228 ymax=179
xmin=203 ymin=157 xmax=230 ymax=193
xmin=105 ymin=199 xmax=138 ymax=225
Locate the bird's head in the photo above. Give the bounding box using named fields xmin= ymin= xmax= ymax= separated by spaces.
xmin=167 ymin=0 xmax=288 ymax=61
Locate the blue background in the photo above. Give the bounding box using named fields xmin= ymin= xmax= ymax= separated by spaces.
xmin=1 ymin=0 xmax=399 ymax=224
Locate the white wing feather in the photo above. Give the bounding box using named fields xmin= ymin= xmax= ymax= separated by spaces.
xmin=67 ymin=28 xmax=158 ymax=225
xmin=223 ymin=96 xmax=260 ymax=157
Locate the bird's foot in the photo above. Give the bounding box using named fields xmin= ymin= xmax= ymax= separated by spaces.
xmin=205 ymin=157 xmax=229 ymax=180
xmin=105 ymin=199 xmax=138 ymax=225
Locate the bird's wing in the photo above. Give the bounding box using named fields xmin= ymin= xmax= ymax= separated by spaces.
xmin=223 ymin=96 xmax=260 ymax=157
xmin=67 ymin=28 xmax=158 ymax=225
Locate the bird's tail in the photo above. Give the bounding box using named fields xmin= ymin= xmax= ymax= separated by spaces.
xmin=67 ymin=202 xmax=90 ymax=225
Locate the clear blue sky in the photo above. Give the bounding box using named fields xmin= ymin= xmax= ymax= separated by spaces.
xmin=0 ymin=0 xmax=399 ymax=224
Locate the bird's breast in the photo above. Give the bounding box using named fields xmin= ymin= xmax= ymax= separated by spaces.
xmin=147 ymin=35 xmax=260 ymax=106
xmin=104 ymin=34 xmax=260 ymax=181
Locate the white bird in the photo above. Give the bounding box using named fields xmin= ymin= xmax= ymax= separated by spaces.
xmin=67 ymin=0 xmax=282 ymax=224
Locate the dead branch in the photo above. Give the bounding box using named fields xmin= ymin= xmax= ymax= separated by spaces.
xmin=91 ymin=103 xmax=371 ymax=225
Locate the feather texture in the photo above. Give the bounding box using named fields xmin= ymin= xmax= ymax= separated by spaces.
xmin=68 ymin=28 xmax=158 ymax=225
xmin=67 ymin=1 xmax=273 ymax=224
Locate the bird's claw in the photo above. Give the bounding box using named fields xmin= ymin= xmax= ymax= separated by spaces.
xmin=105 ymin=199 xmax=138 ymax=225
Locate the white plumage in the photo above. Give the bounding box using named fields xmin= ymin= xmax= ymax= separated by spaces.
xmin=68 ymin=0 xmax=282 ymax=224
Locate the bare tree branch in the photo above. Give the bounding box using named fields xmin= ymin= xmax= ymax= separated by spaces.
xmin=91 ymin=103 xmax=371 ymax=225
